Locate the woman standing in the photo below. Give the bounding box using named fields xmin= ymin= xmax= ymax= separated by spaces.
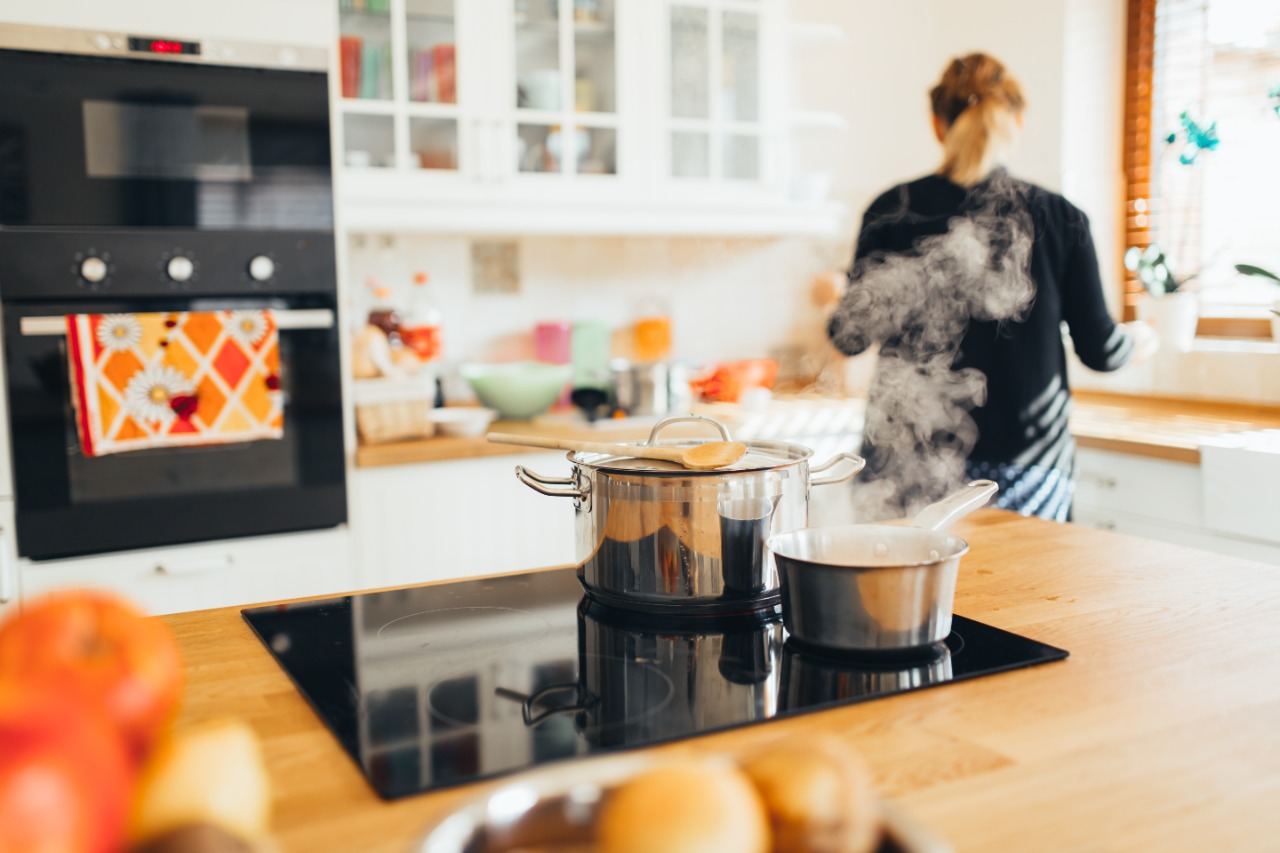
xmin=828 ymin=53 xmax=1154 ymax=521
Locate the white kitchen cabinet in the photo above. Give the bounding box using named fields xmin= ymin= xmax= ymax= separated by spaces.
xmin=333 ymin=0 xmax=846 ymax=236
xmin=1072 ymin=448 xmax=1280 ymax=566
xmin=351 ymin=452 xmax=577 ymax=589
xmin=11 ymin=514 xmax=357 ymax=616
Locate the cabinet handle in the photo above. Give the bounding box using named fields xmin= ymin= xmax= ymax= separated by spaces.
xmin=0 ymin=528 xmax=15 ymax=604
xmin=1085 ymin=475 xmax=1118 ymax=489
xmin=155 ymin=555 xmax=235 ymax=576
xmin=1097 ymin=521 xmax=1117 ymax=531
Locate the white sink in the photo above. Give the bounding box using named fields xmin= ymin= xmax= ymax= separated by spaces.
xmin=1200 ymin=430 xmax=1280 ymax=545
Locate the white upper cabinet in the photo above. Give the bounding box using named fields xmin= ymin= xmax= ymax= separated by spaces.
xmin=333 ymin=0 xmax=845 ymax=236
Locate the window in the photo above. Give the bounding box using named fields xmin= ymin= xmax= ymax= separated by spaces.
xmin=1124 ymin=0 xmax=1280 ymax=336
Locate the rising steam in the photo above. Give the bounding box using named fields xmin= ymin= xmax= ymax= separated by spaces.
xmin=829 ymin=171 xmax=1036 ymax=520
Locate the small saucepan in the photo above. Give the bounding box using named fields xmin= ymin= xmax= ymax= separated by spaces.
xmin=766 ymin=480 xmax=998 ymax=653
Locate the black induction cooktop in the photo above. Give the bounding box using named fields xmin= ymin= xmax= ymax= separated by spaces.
xmin=242 ymin=569 xmax=1067 ymax=800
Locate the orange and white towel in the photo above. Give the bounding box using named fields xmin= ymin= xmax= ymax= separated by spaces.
xmin=67 ymin=311 xmax=284 ymax=457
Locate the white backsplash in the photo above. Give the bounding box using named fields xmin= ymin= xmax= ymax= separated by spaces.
xmin=345 ymin=233 xmax=843 ymax=369
xmin=1069 ymin=340 xmax=1280 ymax=404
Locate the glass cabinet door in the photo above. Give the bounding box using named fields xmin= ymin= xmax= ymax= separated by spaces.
xmin=667 ymin=2 xmax=762 ymax=182
xmin=512 ymin=0 xmax=619 ymax=176
xmin=404 ymin=0 xmax=461 ymax=172
xmin=337 ymin=0 xmax=462 ymax=174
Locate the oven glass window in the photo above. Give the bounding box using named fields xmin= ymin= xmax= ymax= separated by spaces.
xmin=84 ymin=101 xmax=252 ymax=181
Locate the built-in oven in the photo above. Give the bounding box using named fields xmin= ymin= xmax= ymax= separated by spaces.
xmin=0 ymin=26 xmax=346 ymax=560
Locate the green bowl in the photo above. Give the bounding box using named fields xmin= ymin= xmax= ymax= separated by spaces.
xmin=459 ymin=361 xmax=572 ymax=420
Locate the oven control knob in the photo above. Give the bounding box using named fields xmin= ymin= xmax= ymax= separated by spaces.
xmin=80 ymin=257 xmax=108 ymax=284
xmin=248 ymin=255 xmax=275 ymax=282
xmin=167 ymin=255 xmax=195 ymax=282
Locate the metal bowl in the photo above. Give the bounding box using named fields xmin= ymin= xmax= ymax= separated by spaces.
xmin=767 ymin=524 xmax=969 ymax=653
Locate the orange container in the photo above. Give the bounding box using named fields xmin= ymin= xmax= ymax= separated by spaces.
xmin=633 ymin=315 xmax=671 ymax=363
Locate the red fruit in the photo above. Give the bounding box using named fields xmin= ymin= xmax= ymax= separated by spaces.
xmin=0 ymin=591 xmax=184 ymax=761
xmin=0 ymin=687 xmax=136 ymax=853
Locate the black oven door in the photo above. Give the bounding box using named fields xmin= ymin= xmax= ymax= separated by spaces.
xmin=0 ymin=46 xmax=330 ymax=230
xmin=3 ymin=294 xmax=346 ymax=560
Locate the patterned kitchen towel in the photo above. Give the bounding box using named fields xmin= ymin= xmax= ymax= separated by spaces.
xmin=66 ymin=310 xmax=284 ymax=457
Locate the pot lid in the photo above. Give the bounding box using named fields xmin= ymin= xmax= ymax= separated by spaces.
xmin=570 ymin=438 xmax=811 ymax=474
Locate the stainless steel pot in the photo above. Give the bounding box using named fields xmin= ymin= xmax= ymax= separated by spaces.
xmin=609 ymin=359 xmax=692 ymax=417
xmin=515 ymin=415 xmax=865 ymax=613
xmin=766 ymin=481 xmax=997 ymax=651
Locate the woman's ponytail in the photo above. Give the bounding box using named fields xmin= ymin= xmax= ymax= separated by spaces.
xmin=930 ymin=54 xmax=1025 ymax=187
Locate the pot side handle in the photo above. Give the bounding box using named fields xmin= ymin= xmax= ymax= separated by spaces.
xmin=515 ymin=465 xmax=589 ymax=500
xmin=808 ymin=452 xmax=867 ymax=487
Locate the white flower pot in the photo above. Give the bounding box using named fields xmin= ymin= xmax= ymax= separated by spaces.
xmin=1137 ymin=291 xmax=1199 ymax=351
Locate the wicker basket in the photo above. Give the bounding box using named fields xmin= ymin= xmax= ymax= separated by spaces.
xmin=356 ymin=399 xmax=436 ymax=445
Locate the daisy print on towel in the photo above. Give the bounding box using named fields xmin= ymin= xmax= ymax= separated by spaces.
xmin=123 ymin=363 xmax=195 ymax=425
xmin=96 ymin=314 xmax=142 ymax=352
xmin=226 ymin=310 xmax=269 ymax=348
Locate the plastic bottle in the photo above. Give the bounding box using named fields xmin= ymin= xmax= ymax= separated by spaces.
xmin=365 ymin=278 xmax=402 ymax=343
xmin=400 ymin=271 xmax=444 ymax=362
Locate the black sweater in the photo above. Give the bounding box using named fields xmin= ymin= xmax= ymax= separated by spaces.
xmin=829 ymin=172 xmax=1132 ymax=470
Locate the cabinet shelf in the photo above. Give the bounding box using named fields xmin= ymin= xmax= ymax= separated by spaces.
xmin=341 ymin=99 xmax=398 ymax=115
xmin=340 ymin=177 xmax=847 ymax=237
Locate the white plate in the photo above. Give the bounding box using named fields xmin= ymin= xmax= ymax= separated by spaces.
xmin=430 ymin=407 xmax=497 ymax=437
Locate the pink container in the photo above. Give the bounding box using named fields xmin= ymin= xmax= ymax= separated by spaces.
xmin=533 ymin=321 xmax=572 ymax=364
xmin=534 ymin=321 xmax=572 ymax=409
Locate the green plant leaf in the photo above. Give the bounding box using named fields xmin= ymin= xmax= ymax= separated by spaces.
xmin=1235 ymin=264 xmax=1280 ymax=283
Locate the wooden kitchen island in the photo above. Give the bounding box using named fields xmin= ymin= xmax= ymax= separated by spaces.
xmin=164 ymin=510 xmax=1280 ymax=852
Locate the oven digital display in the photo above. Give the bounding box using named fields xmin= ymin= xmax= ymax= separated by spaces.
xmin=127 ymin=36 xmax=201 ymax=56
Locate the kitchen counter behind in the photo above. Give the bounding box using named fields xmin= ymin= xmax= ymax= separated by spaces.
xmin=355 ymin=391 xmax=1280 ymax=468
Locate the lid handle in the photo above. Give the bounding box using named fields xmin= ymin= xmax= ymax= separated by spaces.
xmin=645 ymin=414 xmax=733 ymax=447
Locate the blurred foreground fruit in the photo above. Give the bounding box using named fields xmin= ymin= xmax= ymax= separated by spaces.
xmin=129 ymin=719 xmax=271 ymax=846
xmin=596 ymin=758 xmax=770 ymax=853
xmin=0 ymin=590 xmax=184 ymax=760
xmin=0 ymin=687 xmax=136 ymax=853
xmin=739 ymin=735 xmax=882 ymax=853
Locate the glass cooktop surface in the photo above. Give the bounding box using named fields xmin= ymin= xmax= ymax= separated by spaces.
xmin=243 ymin=569 xmax=1067 ymax=800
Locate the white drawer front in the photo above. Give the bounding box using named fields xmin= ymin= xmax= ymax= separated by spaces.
xmin=1074 ymin=448 xmax=1203 ymax=528
xmin=18 ymin=527 xmax=355 ymax=616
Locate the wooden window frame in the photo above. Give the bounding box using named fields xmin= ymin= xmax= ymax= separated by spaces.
xmin=1121 ymin=0 xmax=1272 ymax=340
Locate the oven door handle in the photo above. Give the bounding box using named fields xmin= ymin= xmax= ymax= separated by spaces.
xmin=0 ymin=527 xmax=16 ymax=605
xmin=19 ymin=308 xmax=336 ymax=337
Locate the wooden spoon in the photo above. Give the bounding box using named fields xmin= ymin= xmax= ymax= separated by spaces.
xmin=486 ymin=432 xmax=748 ymax=470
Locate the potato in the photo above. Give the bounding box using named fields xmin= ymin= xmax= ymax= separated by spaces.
xmin=129 ymin=720 xmax=271 ymax=846
xmin=596 ymin=759 xmax=771 ymax=853
xmin=739 ymin=736 xmax=882 ymax=853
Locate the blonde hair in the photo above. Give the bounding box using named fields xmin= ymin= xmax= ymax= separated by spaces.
xmin=930 ymin=53 xmax=1025 ymax=187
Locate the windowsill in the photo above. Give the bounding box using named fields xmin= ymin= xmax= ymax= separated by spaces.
xmin=1189 ymin=337 xmax=1280 ymax=355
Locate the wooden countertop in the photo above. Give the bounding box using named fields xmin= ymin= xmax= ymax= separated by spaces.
xmin=355 ymin=392 xmax=1280 ymax=468
xmin=163 ymin=511 xmax=1280 ymax=852
xmin=1070 ymin=391 xmax=1280 ymax=464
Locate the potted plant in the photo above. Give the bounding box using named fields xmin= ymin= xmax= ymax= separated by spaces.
xmin=1126 ymin=243 xmax=1201 ymax=350
xmin=1235 ymin=264 xmax=1280 ymax=342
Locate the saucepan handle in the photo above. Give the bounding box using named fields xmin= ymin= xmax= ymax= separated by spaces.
xmin=808 ymin=452 xmax=867 ymax=487
xmin=645 ymin=414 xmax=733 ymax=446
